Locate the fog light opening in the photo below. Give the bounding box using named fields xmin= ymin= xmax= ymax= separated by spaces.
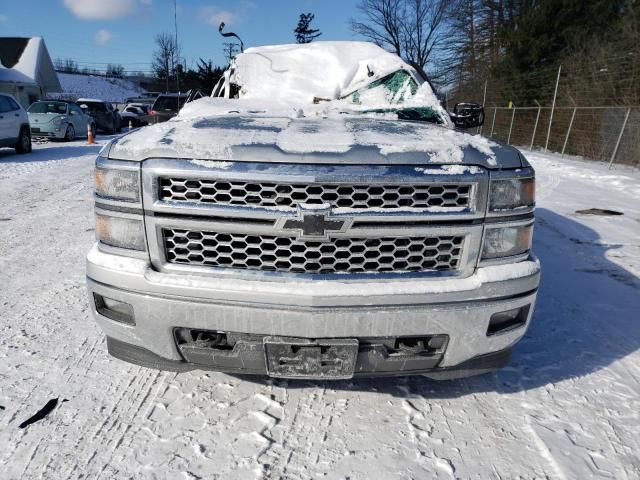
xmin=94 ymin=294 xmax=135 ymax=326
xmin=487 ymin=306 xmax=530 ymax=336
xmin=394 ymin=334 xmax=448 ymax=355
xmin=174 ymin=328 xmax=233 ymax=351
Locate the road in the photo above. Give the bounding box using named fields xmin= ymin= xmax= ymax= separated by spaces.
xmin=1 ymin=139 xmax=639 ymax=479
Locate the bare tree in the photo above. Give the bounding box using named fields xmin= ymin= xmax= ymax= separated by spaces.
xmin=152 ymin=32 xmax=179 ymax=92
xmin=54 ymin=58 xmax=80 ymax=74
xmin=350 ymin=0 xmax=450 ymax=88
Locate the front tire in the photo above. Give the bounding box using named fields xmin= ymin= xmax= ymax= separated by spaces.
xmin=64 ymin=124 xmax=75 ymax=142
xmin=15 ymin=127 xmax=32 ymax=154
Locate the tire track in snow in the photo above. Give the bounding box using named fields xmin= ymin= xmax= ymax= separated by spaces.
xmin=264 ymin=384 xmax=351 ymax=479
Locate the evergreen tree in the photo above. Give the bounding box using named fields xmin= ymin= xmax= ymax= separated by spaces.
xmin=294 ymin=13 xmax=322 ymax=43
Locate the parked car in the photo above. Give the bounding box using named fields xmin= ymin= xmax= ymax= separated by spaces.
xmin=87 ymin=41 xmax=539 ymax=380
xmin=120 ymin=105 xmax=148 ymax=128
xmin=28 ymin=100 xmax=95 ymax=141
xmin=148 ymin=93 xmax=188 ymax=123
xmin=125 ymin=103 xmax=150 ymax=115
xmin=77 ymin=98 xmax=122 ymax=134
xmin=0 ymin=93 xmax=31 ymax=153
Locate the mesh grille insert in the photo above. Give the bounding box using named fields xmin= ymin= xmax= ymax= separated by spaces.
xmin=163 ymin=229 xmax=465 ymax=274
xmin=159 ymin=178 xmax=472 ymax=210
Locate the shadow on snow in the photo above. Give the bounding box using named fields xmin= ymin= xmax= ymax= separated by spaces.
xmin=234 ymin=208 xmax=640 ymax=397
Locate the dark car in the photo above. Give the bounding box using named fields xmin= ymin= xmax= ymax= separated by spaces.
xmin=149 ymin=94 xmax=188 ymax=123
xmin=77 ymin=98 xmax=122 ymax=134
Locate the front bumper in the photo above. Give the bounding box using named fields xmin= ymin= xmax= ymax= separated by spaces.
xmin=86 ymin=244 xmax=540 ymax=378
xmin=30 ymin=126 xmax=66 ymax=139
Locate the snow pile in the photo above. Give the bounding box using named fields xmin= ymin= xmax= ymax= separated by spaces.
xmin=235 ymin=42 xmax=408 ymax=103
xmin=52 ymin=73 xmax=146 ymax=103
xmin=227 ymin=42 xmax=449 ymax=122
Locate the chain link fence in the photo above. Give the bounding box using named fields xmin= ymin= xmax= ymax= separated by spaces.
xmin=449 ymin=58 xmax=640 ymax=167
xmin=481 ymin=105 xmax=639 ymax=166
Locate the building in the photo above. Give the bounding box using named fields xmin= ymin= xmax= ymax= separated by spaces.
xmin=0 ymin=37 xmax=61 ymax=108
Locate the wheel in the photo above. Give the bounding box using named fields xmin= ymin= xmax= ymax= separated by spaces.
xmin=15 ymin=127 xmax=32 ymax=154
xmin=64 ymin=124 xmax=75 ymax=141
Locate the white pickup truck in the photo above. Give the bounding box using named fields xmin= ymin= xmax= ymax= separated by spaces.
xmin=87 ymin=42 xmax=539 ymax=379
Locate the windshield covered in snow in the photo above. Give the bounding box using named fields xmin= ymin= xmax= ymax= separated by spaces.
xmin=28 ymin=101 xmax=68 ymax=114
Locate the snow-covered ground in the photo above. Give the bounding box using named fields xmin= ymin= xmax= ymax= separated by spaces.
xmin=52 ymin=73 xmax=146 ymax=103
xmin=0 ymin=141 xmax=638 ymax=479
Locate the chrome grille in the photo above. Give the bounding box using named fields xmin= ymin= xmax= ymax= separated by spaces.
xmin=163 ymin=229 xmax=464 ymax=274
xmin=159 ymin=178 xmax=472 ymax=210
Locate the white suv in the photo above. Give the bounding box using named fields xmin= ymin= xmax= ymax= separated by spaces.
xmin=0 ymin=93 xmax=31 ymax=154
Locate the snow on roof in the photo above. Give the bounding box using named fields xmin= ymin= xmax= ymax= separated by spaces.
xmin=0 ymin=37 xmax=61 ymax=91
xmin=233 ymin=41 xmax=437 ymax=106
xmin=52 ymin=73 xmax=146 ymax=103
xmin=0 ymin=64 xmax=36 ymax=85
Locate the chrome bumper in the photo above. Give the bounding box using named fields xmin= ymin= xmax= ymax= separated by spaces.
xmin=86 ymin=244 xmax=539 ymax=375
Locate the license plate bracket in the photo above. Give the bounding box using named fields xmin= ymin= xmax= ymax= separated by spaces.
xmin=264 ymin=338 xmax=358 ymax=379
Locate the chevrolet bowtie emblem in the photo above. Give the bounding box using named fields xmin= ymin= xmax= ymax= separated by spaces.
xmin=277 ymin=204 xmax=351 ymax=240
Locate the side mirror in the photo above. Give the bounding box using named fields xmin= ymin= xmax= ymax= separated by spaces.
xmin=449 ymin=103 xmax=485 ymax=129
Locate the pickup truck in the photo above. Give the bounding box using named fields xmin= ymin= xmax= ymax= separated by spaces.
xmin=87 ymin=42 xmax=539 ymax=379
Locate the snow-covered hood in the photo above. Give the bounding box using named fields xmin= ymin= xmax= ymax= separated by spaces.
xmin=105 ymin=42 xmax=524 ymax=167
xmin=107 ymin=111 xmax=523 ymax=168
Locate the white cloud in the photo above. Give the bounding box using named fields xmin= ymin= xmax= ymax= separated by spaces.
xmin=63 ymin=0 xmax=146 ymax=20
xmin=96 ymin=29 xmax=113 ymax=46
xmin=201 ymin=6 xmax=238 ymax=27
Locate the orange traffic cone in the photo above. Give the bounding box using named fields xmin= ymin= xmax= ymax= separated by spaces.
xmin=87 ymin=124 xmax=95 ymax=145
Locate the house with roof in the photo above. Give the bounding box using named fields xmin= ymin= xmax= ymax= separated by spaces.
xmin=0 ymin=37 xmax=61 ymax=108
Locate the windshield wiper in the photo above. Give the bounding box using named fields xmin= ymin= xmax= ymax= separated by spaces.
xmin=359 ymin=107 xmax=443 ymax=125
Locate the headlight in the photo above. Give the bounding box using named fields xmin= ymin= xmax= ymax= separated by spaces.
xmin=489 ymin=177 xmax=535 ymax=211
xmin=53 ymin=116 xmax=65 ymax=126
xmin=95 ymin=164 xmax=140 ymax=202
xmin=95 ymin=213 xmax=146 ymax=251
xmin=482 ymin=224 xmax=533 ymax=259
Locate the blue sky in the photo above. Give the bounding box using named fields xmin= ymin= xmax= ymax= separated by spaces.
xmin=0 ymin=0 xmax=360 ymax=73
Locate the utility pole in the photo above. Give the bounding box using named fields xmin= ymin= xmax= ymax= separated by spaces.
xmin=174 ymin=0 xmax=180 ymax=93
xmin=223 ymin=42 xmax=239 ymax=64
